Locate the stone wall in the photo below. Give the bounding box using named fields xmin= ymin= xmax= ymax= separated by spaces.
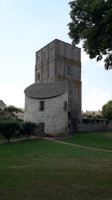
xmin=35 ymin=40 xmax=56 ymax=83
xmin=72 ymin=119 xmax=112 ymax=132
xmin=35 ymin=39 xmax=82 ymax=120
xmin=24 ymin=91 xmax=68 ymax=136
xmin=54 ymin=40 xmax=81 ymax=119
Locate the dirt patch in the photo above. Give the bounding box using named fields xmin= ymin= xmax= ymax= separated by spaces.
xmin=105 ymin=134 xmax=112 ymax=139
xmin=44 ymin=137 xmax=112 ymax=153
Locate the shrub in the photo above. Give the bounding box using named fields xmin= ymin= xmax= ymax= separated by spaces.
xmin=0 ymin=121 xmax=21 ymax=143
xmin=0 ymin=121 xmax=38 ymax=143
xmin=20 ymin=122 xmax=38 ymax=139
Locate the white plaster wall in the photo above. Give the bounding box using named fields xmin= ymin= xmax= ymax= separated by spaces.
xmin=24 ymin=91 xmax=68 ymax=136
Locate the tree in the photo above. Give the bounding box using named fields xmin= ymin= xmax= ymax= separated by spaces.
xmin=0 ymin=121 xmax=20 ymax=143
xmin=68 ymin=0 xmax=112 ymax=69
xmin=102 ymin=100 xmax=112 ymax=119
xmin=0 ymin=106 xmax=24 ymax=121
xmin=4 ymin=105 xmax=23 ymax=113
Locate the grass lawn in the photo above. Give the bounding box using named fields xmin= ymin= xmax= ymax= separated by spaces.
xmin=0 ymin=135 xmax=112 ymax=200
xmin=0 ymin=133 xmax=32 ymax=142
xmin=59 ymin=131 xmax=112 ymax=150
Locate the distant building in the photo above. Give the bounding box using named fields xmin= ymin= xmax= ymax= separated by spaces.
xmin=83 ymin=110 xmax=101 ymax=115
xmin=13 ymin=112 xmax=24 ymax=120
xmin=0 ymin=100 xmax=6 ymax=109
xmin=24 ymin=39 xmax=82 ymax=135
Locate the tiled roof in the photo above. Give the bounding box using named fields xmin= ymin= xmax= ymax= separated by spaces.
xmin=24 ymin=81 xmax=67 ymax=99
xmin=0 ymin=100 xmax=6 ymax=107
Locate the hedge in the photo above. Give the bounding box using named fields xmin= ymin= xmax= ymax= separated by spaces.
xmin=0 ymin=121 xmax=38 ymax=143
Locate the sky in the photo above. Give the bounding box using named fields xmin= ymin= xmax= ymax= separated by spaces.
xmin=0 ymin=0 xmax=112 ymax=111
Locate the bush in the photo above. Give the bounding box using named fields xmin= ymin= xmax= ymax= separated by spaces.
xmin=20 ymin=122 xmax=38 ymax=139
xmin=0 ymin=120 xmax=38 ymax=143
xmin=0 ymin=121 xmax=21 ymax=143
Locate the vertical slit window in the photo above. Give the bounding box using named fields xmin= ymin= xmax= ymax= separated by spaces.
xmin=67 ymin=64 xmax=72 ymax=75
xmin=40 ymin=101 xmax=44 ymax=111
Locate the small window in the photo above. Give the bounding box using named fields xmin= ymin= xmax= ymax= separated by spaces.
xmin=51 ymin=46 xmax=54 ymax=53
xmin=40 ymin=101 xmax=44 ymax=111
xmin=68 ymin=112 xmax=71 ymax=118
xmin=64 ymin=101 xmax=67 ymax=111
xmin=67 ymin=64 xmax=72 ymax=75
xmin=37 ymin=72 xmax=40 ymax=80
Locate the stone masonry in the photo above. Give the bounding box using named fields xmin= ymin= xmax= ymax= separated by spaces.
xmin=35 ymin=39 xmax=82 ymax=121
xmin=24 ymin=81 xmax=68 ymax=136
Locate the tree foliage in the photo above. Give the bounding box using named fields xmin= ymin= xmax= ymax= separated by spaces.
xmin=20 ymin=121 xmax=38 ymax=139
xmin=4 ymin=105 xmax=23 ymax=113
xmin=0 ymin=121 xmax=38 ymax=143
xmin=0 ymin=106 xmax=23 ymax=121
xmin=68 ymin=0 xmax=112 ymax=69
xmin=0 ymin=121 xmax=20 ymax=143
xmin=102 ymin=100 xmax=112 ymax=119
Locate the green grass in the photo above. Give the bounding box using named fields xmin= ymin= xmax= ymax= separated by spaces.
xmin=59 ymin=131 xmax=112 ymax=150
xmin=0 ymin=137 xmax=112 ymax=200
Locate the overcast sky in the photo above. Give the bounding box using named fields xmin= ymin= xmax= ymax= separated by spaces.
xmin=0 ymin=0 xmax=112 ymax=111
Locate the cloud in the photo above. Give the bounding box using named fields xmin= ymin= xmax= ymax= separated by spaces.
xmin=82 ymin=89 xmax=111 ymax=111
xmin=0 ymin=83 xmax=24 ymax=108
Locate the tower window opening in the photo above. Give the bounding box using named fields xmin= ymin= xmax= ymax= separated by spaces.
xmin=67 ymin=64 xmax=72 ymax=75
xmin=64 ymin=101 xmax=67 ymax=111
xmin=51 ymin=46 xmax=54 ymax=53
xmin=40 ymin=101 xmax=44 ymax=111
xmin=37 ymin=72 xmax=40 ymax=80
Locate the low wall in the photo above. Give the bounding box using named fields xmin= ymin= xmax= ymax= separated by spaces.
xmin=72 ymin=119 xmax=112 ymax=132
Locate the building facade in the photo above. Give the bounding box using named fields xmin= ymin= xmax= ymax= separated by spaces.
xmin=24 ymin=39 xmax=82 ymax=135
xmin=24 ymin=81 xmax=68 ymax=136
xmin=35 ymin=39 xmax=81 ymax=120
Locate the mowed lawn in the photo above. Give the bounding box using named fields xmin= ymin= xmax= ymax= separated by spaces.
xmin=59 ymin=131 xmax=112 ymax=150
xmin=0 ymin=133 xmax=112 ymax=200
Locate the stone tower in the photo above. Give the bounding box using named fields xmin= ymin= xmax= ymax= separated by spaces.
xmin=35 ymin=39 xmax=81 ymax=122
